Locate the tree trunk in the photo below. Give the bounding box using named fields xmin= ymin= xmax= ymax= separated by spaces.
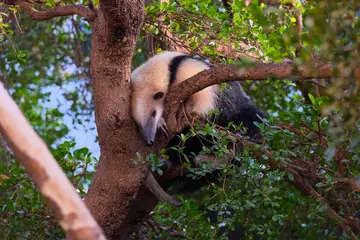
xmin=84 ymin=1 xmax=158 ymax=239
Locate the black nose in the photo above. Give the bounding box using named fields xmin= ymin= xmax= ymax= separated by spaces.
xmin=146 ymin=140 xmax=154 ymax=147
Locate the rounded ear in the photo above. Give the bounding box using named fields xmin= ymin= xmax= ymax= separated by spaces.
xmin=153 ymin=92 xmax=165 ymax=100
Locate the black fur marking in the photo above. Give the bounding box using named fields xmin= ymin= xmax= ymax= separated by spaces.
xmin=161 ymin=81 xmax=266 ymax=194
xmin=169 ymin=55 xmax=193 ymax=85
xmin=168 ymin=55 xmax=212 ymax=86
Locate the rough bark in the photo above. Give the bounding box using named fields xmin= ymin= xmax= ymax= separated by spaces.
xmin=0 ymin=84 xmax=105 ymax=240
xmin=83 ymin=1 xmax=159 ymax=239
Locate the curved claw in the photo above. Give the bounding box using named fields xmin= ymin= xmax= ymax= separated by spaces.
xmin=144 ymin=171 xmax=183 ymax=207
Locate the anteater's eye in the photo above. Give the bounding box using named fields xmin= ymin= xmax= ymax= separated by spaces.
xmin=153 ymin=92 xmax=165 ymax=100
xmin=152 ymin=111 xmax=156 ymax=118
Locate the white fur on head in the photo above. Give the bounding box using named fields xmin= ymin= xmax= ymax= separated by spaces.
xmin=131 ymin=51 xmax=185 ymax=130
xmin=131 ymin=51 xmax=219 ymax=135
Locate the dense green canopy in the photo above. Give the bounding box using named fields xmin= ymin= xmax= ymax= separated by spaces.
xmin=1 ymin=0 xmax=360 ymax=239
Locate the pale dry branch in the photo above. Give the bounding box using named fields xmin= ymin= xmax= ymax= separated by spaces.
xmin=1 ymin=0 xmax=97 ymax=21
xmin=0 ymin=84 xmax=105 ymax=240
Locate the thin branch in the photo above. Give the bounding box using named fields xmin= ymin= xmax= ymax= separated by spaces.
xmin=164 ymin=62 xmax=356 ymax=132
xmin=0 ymin=84 xmax=105 ymax=240
xmin=222 ymin=0 xmax=233 ymax=21
xmin=156 ymin=0 xmax=188 ymax=53
xmin=145 ymin=217 xmax=186 ymax=238
xmin=287 ymin=168 xmax=358 ymax=240
xmin=73 ymin=162 xmax=89 ymax=187
xmin=307 ymin=78 xmax=326 ymax=88
xmin=87 ymin=0 xmax=94 ymax=8
xmin=246 ymin=0 xmax=294 ymax=8
xmin=146 ymin=33 xmax=155 ymax=57
xmin=146 ymin=11 xmax=262 ymax=61
xmin=152 ymin=23 xmax=261 ymax=61
xmin=1 ymin=0 xmax=97 ymax=21
xmin=294 ymin=6 xmax=303 ymax=56
xmin=336 ymin=178 xmax=360 ymax=193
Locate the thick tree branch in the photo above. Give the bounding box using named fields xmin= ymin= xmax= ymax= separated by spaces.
xmin=164 ymin=62 xmax=354 ymax=132
xmin=0 ymin=84 xmax=105 ymax=240
xmin=1 ymin=0 xmax=97 ymax=21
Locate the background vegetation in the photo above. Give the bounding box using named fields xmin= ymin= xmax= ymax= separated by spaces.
xmin=1 ymin=0 xmax=360 ymax=239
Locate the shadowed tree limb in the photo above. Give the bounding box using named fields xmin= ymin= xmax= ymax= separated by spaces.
xmin=144 ymin=215 xmax=186 ymax=238
xmin=1 ymin=0 xmax=97 ymax=21
xmin=0 ymin=84 xmax=105 ymax=240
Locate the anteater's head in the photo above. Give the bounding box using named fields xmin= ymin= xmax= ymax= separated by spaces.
xmin=131 ymin=52 xmax=185 ymax=146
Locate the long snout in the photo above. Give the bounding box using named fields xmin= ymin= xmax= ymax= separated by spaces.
xmin=139 ymin=120 xmax=157 ymax=147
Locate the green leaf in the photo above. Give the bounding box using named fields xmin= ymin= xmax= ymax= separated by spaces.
xmin=287 ymin=172 xmax=295 ymax=181
xmin=308 ymin=93 xmax=316 ymax=105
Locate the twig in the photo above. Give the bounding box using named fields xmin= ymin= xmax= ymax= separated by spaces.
xmin=307 ymin=78 xmax=327 ymax=88
xmin=145 ymin=217 xmax=186 ymax=238
xmin=293 ymin=5 xmax=303 ymax=56
xmin=87 ymin=0 xmax=94 ymax=8
xmin=74 ymin=162 xmax=89 ymax=187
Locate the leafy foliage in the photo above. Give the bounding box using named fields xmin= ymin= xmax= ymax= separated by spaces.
xmin=1 ymin=0 xmax=360 ymax=239
xmin=0 ymin=6 xmax=96 ymax=239
xmin=140 ymin=0 xmax=360 ymax=239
